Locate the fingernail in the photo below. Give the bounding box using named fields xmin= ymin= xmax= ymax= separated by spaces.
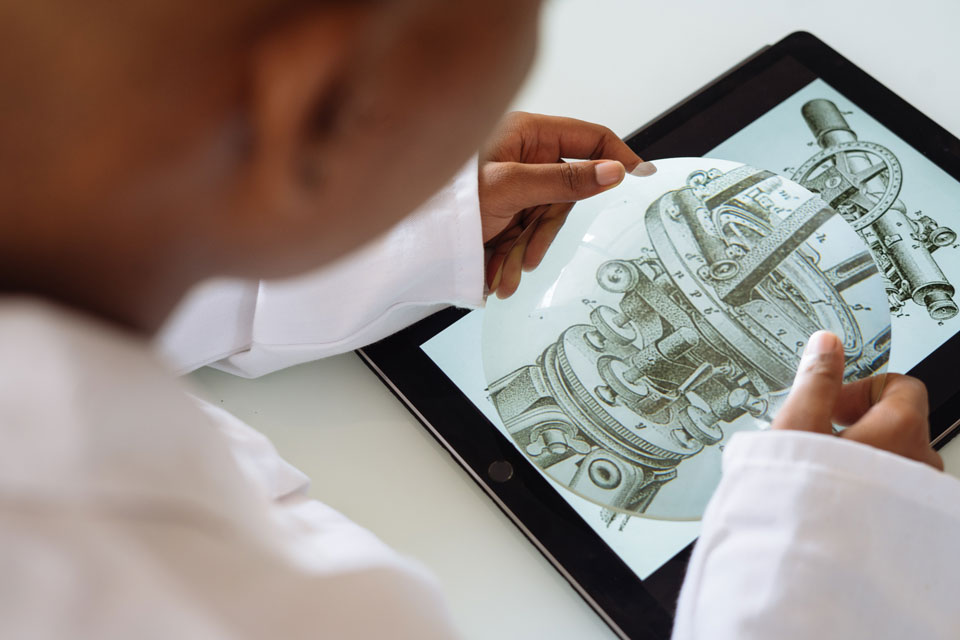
xmin=595 ymin=161 xmax=625 ymax=186
xmin=631 ymin=161 xmax=657 ymax=177
xmin=805 ymin=331 xmax=838 ymax=356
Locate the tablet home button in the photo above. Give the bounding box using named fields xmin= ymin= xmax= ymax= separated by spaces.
xmin=487 ymin=460 xmax=514 ymax=483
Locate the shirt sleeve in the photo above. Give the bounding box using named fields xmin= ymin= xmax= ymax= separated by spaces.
xmin=156 ymin=156 xmax=484 ymax=377
xmin=672 ymin=430 xmax=960 ymax=640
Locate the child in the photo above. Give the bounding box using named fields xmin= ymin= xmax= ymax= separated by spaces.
xmin=0 ymin=1 xmax=950 ymax=638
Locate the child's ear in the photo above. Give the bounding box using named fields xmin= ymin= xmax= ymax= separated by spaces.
xmin=244 ymin=5 xmax=374 ymax=199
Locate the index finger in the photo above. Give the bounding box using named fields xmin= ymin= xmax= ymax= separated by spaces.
xmin=832 ymin=373 xmax=928 ymax=427
xmin=830 ymin=373 xmax=887 ymax=426
xmin=509 ymin=113 xmax=643 ymax=168
xmin=845 ymin=374 xmax=929 ymax=426
xmin=839 ymin=375 xmax=937 ymax=469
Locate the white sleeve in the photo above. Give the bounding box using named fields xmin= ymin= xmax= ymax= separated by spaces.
xmin=672 ymin=430 xmax=960 ymax=640
xmin=156 ymin=157 xmax=485 ymax=377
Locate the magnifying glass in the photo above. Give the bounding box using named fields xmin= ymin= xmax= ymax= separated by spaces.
xmin=482 ymin=158 xmax=890 ymax=520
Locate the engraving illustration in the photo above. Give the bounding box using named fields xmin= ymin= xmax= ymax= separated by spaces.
xmin=486 ymin=165 xmax=889 ymax=518
xmin=793 ymin=99 xmax=957 ymax=320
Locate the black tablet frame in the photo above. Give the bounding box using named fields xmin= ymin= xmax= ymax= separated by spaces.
xmin=358 ymin=31 xmax=960 ymax=640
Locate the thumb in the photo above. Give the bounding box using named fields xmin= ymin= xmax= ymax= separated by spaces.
xmin=770 ymin=331 xmax=845 ymax=433
xmin=482 ymin=160 xmax=629 ymax=216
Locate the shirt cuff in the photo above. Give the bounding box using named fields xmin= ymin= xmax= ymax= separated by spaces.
xmin=722 ymin=430 xmax=960 ymax=518
xmin=449 ymin=154 xmax=485 ymax=308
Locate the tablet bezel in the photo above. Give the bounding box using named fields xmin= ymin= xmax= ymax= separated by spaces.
xmin=358 ymin=31 xmax=960 ymax=639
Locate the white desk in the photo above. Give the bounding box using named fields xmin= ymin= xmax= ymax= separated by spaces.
xmin=187 ymin=2 xmax=960 ymax=638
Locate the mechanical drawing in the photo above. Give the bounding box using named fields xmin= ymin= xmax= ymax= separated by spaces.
xmin=486 ymin=165 xmax=890 ymax=517
xmin=792 ymin=99 xmax=957 ymax=320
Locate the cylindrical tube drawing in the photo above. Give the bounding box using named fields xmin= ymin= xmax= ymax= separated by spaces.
xmin=803 ymin=99 xmax=856 ymax=147
xmin=871 ymin=206 xmax=957 ymax=319
xmin=800 ymin=99 xmax=957 ymax=320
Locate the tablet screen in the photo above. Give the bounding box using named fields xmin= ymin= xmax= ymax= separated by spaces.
xmin=420 ymin=74 xmax=960 ymax=582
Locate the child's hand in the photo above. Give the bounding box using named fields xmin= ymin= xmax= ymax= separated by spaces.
xmin=479 ymin=112 xmax=655 ymax=299
xmin=772 ymin=330 xmax=943 ymax=470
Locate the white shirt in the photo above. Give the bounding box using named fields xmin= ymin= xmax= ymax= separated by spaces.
xmin=0 ymin=299 xmax=460 ymax=640
xmin=157 ymin=158 xmax=485 ymax=378
xmin=4 ymin=158 xmax=960 ymax=639
xmin=673 ymin=431 xmax=960 ymax=640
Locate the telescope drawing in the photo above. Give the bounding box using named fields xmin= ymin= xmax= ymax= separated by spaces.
xmin=793 ymin=99 xmax=957 ymax=320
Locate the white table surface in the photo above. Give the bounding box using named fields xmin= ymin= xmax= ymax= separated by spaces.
xmin=187 ymin=2 xmax=960 ymax=638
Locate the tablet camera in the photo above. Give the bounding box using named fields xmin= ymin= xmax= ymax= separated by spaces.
xmin=482 ymin=158 xmax=891 ymax=520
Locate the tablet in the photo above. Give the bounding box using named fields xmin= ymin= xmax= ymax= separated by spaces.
xmin=358 ymin=32 xmax=960 ymax=639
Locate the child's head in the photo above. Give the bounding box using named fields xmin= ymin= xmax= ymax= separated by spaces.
xmin=0 ymin=0 xmax=542 ymax=329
